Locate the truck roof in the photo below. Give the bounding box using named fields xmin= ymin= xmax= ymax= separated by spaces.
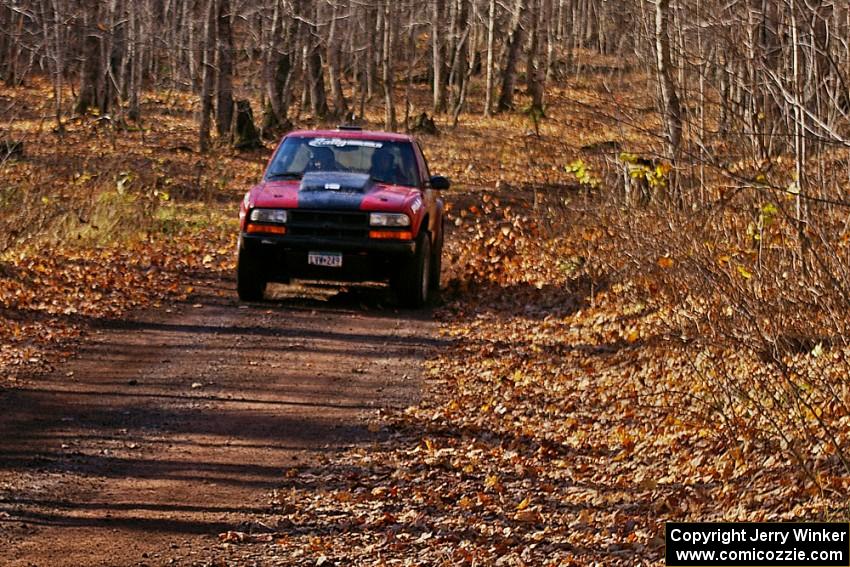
xmin=286 ymin=129 xmax=414 ymax=143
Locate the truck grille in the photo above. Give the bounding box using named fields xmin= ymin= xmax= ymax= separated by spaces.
xmin=286 ymin=210 xmax=370 ymax=240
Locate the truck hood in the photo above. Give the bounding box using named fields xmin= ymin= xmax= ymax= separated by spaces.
xmin=249 ymin=172 xmax=420 ymax=213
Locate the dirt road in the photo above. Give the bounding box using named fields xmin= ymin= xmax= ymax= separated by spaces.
xmin=0 ymin=277 xmax=436 ymax=566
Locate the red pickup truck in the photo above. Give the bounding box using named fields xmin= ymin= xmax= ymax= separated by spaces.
xmin=237 ymin=127 xmax=450 ymax=307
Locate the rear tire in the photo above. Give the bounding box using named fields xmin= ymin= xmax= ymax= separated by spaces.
xmin=394 ymin=231 xmax=431 ymax=308
xmin=429 ymin=219 xmax=444 ymax=292
xmin=237 ymin=244 xmax=266 ymax=302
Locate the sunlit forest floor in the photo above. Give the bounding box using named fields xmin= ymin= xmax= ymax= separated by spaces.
xmin=2 ymin=68 xmax=846 ymax=565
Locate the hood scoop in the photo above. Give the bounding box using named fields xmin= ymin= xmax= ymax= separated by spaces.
xmin=300 ymin=171 xmax=373 ymax=193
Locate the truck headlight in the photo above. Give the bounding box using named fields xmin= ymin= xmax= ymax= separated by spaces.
xmin=369 ymin=213 xmax=410 ymax=227
xmin=250 ymin=209 xmax=288 ymax=224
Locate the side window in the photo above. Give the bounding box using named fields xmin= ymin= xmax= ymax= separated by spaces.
xmin=415 ymin=142 xmax=431 ymax=186
xmin=397 ymin=143 xmax=419 ymax=187
xmin=268 ymin=137 xmax=310 ymax=174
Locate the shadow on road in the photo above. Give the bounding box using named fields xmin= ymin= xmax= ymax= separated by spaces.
xmin=0 ymin=275 xmax=436 ymax=565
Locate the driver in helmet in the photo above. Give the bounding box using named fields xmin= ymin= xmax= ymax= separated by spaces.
xmin=370 ymin=149 xmax=399 ymax=183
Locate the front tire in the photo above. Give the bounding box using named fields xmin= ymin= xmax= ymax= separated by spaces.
xmin=237 ymin=244 xmax=266 ymax=302
xmin=394 ymin=230 xmax=431 ymax=308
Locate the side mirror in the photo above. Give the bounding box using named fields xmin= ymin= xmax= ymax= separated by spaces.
xmin=429 ymin=175 xmax=450 ymax=190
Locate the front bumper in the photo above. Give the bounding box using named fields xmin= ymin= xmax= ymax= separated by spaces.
xmin=239 ymin=232 xmax=416 ymax=283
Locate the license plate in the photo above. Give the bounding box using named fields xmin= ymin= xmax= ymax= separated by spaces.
xmin=307 ymin=252 xmax=343 ymax=268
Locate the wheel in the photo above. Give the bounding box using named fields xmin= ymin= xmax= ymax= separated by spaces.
xmin=236 ymin=244 xmax=267 ymax=301
xmin=394 ymin=230 xmax=431 ymax=308
xmin=429 ymin=219 xmax=444 ymax=292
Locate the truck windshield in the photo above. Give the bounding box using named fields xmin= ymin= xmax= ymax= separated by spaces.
xmin=266 ymin=137 xmax=420 ymax=187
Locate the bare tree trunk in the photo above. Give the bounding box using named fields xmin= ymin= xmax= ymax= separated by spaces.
xmin=118 ymin=2 xmax=131 ymax=99
xmin=48 ymin=0 xmax=65 ymax=131
xmin=456 ymin=0 xmax=470 ymax=102
xmin=127 ymin=0 xmax=143 ymax=122
xmin=359 ymin=6 xmax=369 ymax=117
xmin=199 ymin=0 xmax=216 ymax=152
xmin=96 ymin=0 xmax=119 ymax=116
xmin=3 ymin=3 xmax=21 ymax=86
xmin=484 ymin=0 xmax=496 ymax=116
xmin=447 ymin=0 xmax=470 ymax=111
xmin=655 ymin=0 xmax=683 ymax=161
xmin=263 ymin=0 xmax=285 ymax=130
xmin=300 ymin=26 xmax=310 ymax=114
xmin=75 ymin=0 xmax=102 ymax=114
xmin=382 ymin=0 xmax=396 ymax=130
xmin=307 ymin=3 xmax=330 ymax=118
xmin=216 ymin=0 xmax=234 ymax=139
xmin=790 ymin=0 xmax=808 ymax=270
xmin=497 ymin=0 xmax=527 ymax=112
xmin=452 ymin=11 xmax=476 ymax=127
xmin=526 ymin=0 xmax=539 ymax=96
xmin=757 ymin=0 xmax=782 ymax=157
xmin=185 ymin=0 xmax=198 ymax=89
xmin=365 ymin=4 xmax=378 ymax=101
xmin=0 ymin=5 xmax=9 ymax=84
xmin=307 ymin=50 xmax=329 ymax=118
xmin=327 ymin=0 xmax=349 ymax=117
xmin=404 ymin=1 xmax=416 ymax=130
xmin=528 ymin=0 xmax=548 ymax=115
xmin=263 ymin=0 xmax=299 ymax=137
xmin=546 ymin=0 xmax=557 ymax=80
xmin=431 ymin=0 xmax=446 ymax=113
xmin=272 ymin=0 xmax=298 ymax=131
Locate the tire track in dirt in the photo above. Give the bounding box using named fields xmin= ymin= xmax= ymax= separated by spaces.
xmin=0 ymin=277 xmax=437 ymax=566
